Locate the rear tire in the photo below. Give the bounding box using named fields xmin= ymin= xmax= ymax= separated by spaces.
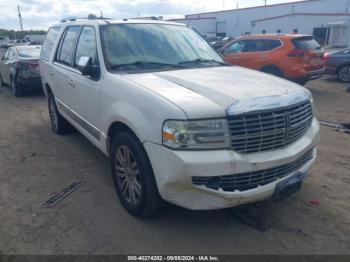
xmin=48 ymin=94 xmax=74 ymax=135
xmin=111 ymin=132 xmax=162 ymax=217
xmin=11 ymin=76 xmax=24 ymax=97
xmin=337 ymin=65 xmax=350 ymax=83
xmin=261 ymin=67 xmax=283 ymax=78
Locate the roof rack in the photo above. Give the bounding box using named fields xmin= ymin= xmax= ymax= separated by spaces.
xmin=60 ymin=16 xmax=79 ymax=22
xmin=60 ymin=14 xmax=112 ymax=23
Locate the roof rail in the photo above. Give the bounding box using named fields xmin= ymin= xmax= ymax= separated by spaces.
xmin=60 ymin=14 xmax=113 ymax=23
xmin=60 ymin=16 xmax=79 ymax=22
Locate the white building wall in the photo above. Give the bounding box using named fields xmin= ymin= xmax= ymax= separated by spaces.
xmin=172 ymin=18 xmax=216 ymax=35
xmin=183 ymin=0 xmax=350 ymax=37
xmin=252 ymin=15 xmax=349 ymax=35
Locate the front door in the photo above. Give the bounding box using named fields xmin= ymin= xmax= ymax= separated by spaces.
xmin=68 ymin=26 xmax=101 ymax=141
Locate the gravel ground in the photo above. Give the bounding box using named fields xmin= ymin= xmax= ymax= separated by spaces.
xmin=0 ymin=76 xmax=349 ymax=255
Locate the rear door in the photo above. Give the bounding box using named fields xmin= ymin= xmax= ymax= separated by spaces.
xmin=52 ymin=26 xmax=81 ymax=109
xmin=239 ymin=39 xmax=270 ymax=70
xmin=292 ymin=36 xmax=324 ymax=72
xmin=40 ymin=26 xmax=62 ymax=92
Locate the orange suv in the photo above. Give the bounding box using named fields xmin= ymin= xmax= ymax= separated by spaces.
xmin=219 ymin=34 xmax=325 ymax=85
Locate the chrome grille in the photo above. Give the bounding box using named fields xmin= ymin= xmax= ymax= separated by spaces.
xmin=192 ymin=149 xmax=314 ymax=192
xmin=228 ymin=100 xmax=313 ymax=154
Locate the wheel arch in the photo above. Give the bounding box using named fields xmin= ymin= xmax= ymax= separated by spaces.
xmin=336 ymin=63 xmax=350 ymax=74
xmin=106 ymin=121 xmax=143 ymax=156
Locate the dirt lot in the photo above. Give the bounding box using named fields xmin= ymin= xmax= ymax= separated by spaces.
xmin=0 ymin=74 xmax=349 ymax=254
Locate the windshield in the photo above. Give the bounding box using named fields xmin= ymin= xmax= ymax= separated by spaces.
xmin=17 ymin=47 xmax=41 ymax=58
xmin=100 ymin=23 xmax=224 ymax=71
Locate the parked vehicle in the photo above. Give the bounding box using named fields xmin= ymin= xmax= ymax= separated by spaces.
xmin=208 ymin=36 xmax=234 ymax=51
xmin=219 ymin=34 xmax=325 ymax=85
xmin=40 ymin=18 xmax=319 ymax=217
xmin=324 ymin=48 xmax=350 ymax=82
xmin=0 ymin=40 xmax=15 ymax=49
xmin=0 ymin=45 xmax=42 ymax=96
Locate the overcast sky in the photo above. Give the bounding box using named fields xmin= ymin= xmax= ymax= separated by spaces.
xmin=0 ymin=0 xmax=303 ymax=30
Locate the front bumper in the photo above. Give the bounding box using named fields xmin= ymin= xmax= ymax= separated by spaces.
xmin=144 ymin=119 xmax=320 ymax=210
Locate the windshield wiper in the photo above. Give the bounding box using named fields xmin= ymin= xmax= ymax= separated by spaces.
xmin=178 ymin=58 xmax=230 ymax=66
xmin=110 ymin=60 xmax=187 ymax=70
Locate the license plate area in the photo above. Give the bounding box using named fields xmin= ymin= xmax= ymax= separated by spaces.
xmin=273 ymin=172 xmax=306 ymax=202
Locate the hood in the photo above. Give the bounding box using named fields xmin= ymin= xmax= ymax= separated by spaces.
xmin=123 ymin=66 xmax=310 ymax=119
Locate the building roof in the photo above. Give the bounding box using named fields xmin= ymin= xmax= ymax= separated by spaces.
xmin=252 ymin=13 xmax=350 ymax=23
xmin=186 ymin=0 xmax=321 ymax=18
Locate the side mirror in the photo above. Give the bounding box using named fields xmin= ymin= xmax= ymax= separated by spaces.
xmin=77 ymin=56 xmax=100 ymax=79
xmin=1 ymin=56 xmax=7 ymax=61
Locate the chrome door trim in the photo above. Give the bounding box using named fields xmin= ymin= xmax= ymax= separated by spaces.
xmin=56 ymin=98 xmax=100 ymax=140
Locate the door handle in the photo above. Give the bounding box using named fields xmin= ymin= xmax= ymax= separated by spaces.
xmin=49 ymin=69 xmax=54 ymax=75
xmin=68 ymin=79 xmax=75 ymax=88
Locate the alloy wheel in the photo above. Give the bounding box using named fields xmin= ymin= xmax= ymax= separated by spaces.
xmin=115 ymin=145 xmax=142 ymax=206
xmin=338 ymin=66 xmax=350 ymax=82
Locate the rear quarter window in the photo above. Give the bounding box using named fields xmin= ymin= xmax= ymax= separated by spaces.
xmin=41 ymin=27 xmax=61 ymax=60
xmin=292 ymin=37 xmax=321 ymax=50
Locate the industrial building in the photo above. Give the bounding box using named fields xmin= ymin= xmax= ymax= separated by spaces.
xmin=170 ymin=0 xmax=350 ymax=47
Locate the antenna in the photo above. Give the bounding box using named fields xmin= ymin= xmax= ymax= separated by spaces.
xmin=17 ymin=5 xmax=23 ymax=31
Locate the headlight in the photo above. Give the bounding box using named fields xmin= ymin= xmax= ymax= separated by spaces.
xmin=162 ymin=119 xmax=230 ymax=150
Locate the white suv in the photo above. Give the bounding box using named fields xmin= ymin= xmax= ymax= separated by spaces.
xmin=40 ymin=17 xmax=319 ymax=217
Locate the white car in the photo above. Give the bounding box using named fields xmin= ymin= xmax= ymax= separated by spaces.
xmin=40 ymin=17 xmax=319 ymax=217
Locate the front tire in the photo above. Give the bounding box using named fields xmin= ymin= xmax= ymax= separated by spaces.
xmin=111 ymin=132 xmax=162 ymax=217
xmin=48 ymin=94 xmax=74 ymax=135
xmin=337 ymin=65 xmax=350 ymax=83
xmin=11 ymin=76 xmax=24 ymax=97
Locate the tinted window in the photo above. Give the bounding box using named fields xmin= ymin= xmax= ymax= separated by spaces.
xmin=243 ymin=40 xmax=259 ymax=52
xmin=225 ymin=41 xmax=245 ymax=53
xmin=293 ymin=37 xmax=321 ymax=50
xmin=267 ymin=39 xmax=282 ymax=50
xmin=41 ymin=27 xmax=60 ymax=60
xmin=56 ymin=26 xmax=81 ymax=66
xmin=74 ymin=26 xmax=98 ymax=67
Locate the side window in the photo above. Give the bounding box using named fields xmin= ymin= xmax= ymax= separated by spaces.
xmin=56 ymin=26 xmax=81 ymax=66
xmin=41 ymin=27 xmax=61 ymax=60
xmin=225 ymin=41 xmax=245 ymax=54
xmin=242 ymin=40 xmax=259 ymax=52
xmin=74 ymin=26 xmax=98 ymax=68
xmin=266 ymin=40 xmax=282 ymax=50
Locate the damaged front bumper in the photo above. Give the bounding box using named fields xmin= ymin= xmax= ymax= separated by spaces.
xmin=144 ymin=119 xmax=320 ymax=210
